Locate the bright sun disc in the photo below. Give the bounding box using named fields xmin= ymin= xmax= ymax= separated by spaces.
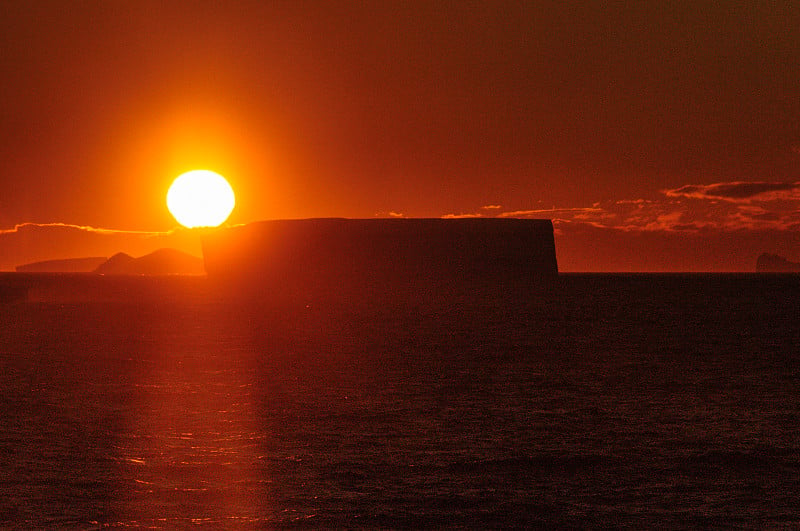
xmin=167 ymin=170 xmax=235 ymax=228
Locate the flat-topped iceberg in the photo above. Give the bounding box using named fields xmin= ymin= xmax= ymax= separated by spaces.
xmin=201 ymin=218 xmax=557 ymax=297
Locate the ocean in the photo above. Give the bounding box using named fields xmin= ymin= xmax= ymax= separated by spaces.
xmin=1 ymin=274 xmax=799 ymax=527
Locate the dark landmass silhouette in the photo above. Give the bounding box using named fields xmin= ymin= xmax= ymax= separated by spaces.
xmin=756 ymin=253 xmax=800 ymax=273
xmin=2 ymin=220 xmax=556 ymax=303
xmin=2 ymin=249 xmax=204 ymax=303
xmin=16 ymin=256 xmax=107 ymax=273
xmin=94 ymin=248 xmax=205 ymax=276
xmin=202 ymin=218 xmax=557 ymax=298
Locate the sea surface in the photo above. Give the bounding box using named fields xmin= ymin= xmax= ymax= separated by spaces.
xmin=1 ymin=274 xmax=799 ymax=528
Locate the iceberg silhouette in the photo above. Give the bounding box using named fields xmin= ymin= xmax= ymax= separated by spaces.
xmin=202 ymin=218 xmax=557 ymax=297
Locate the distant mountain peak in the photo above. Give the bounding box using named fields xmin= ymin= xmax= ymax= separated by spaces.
xmin=108 ymin=252 xmax=133 ymax=260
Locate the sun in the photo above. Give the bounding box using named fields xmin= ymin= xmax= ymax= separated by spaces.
xmin=167 ymin=170 xmax=235 ymax=228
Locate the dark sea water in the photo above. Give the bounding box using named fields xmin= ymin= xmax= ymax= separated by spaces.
xmin=1 ymin=274 xmax=799 ymax=528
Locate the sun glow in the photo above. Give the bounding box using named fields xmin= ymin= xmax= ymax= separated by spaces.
xmin=167 ymin=170 xmax=235 ymax=228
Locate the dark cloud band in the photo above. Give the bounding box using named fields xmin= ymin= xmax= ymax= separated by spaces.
xmin=663 ymin=181 xmax=800 ymax=201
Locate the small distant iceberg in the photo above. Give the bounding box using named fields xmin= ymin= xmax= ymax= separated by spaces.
xmin=756 ymin=253 xmax=800 ymax=273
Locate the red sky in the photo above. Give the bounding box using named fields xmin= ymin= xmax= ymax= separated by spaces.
xmin=1 ymin=1 xmax=798 ymax=271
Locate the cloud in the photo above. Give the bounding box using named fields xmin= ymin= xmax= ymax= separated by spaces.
xmin=0 ymin=222 xmax=169 ymax=236
xmin=615 ymin=199 xmax=653 ymax=205
xmin=441 ymin=213 xmax=483 ymax=219
xmin=498 ymin=207 xmax=603 ymax=218
xmin=441 ymin=179 xmax=800 ymax=235
xmin=490 ymin=180 xmax=800 ymax=234
xmin=663 ymin=181 xmax=800 ymax=202
xmin=669 ymin=223 xmax=704 ymax=231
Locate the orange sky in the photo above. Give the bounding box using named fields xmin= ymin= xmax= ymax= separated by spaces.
xmin=1 ymin=2 xmax=798 ymax=271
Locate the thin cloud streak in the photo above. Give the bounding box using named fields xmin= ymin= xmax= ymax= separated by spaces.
xmin=663 ymin=181 xmax=800 ymax=202
xmin=498 ymin=208 xmax=603 ymax=218
xmin=441 ymin=213 xmax=483 ymax=219
xmin=0 ymin=222 xmax=173 ymax=236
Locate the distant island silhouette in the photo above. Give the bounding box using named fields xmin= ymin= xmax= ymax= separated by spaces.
xmin=15 ymin=249 xmax=204 ymax=276
xmin=3 ymin=248 xmax=205 ymax=303
xmin=16 ymin=256 xmax=107 ymax=273
xmin=94 ymin=249 xmax=204 ymax=276
xmin=756 ymin=253 xmax=800 ymax=273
